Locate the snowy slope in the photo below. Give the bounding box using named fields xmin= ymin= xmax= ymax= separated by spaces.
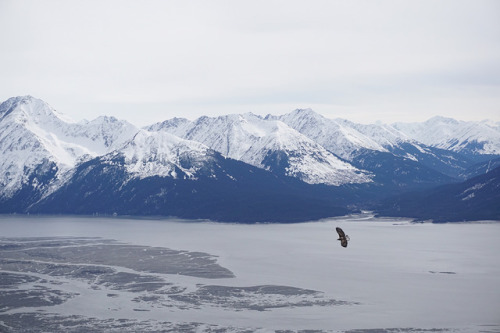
xmin=334 ymin=118 xmax=409 ymax=149
xmin=393 ymin=116 xmax=500 ymax=156
xmin=269 ymin=109 xmax=387 ymax=160
xmin=148 ymin=113 xmax=372 ymax=186
xmin=111 ymin=130 xmax=220 ymax=180
xmin=277 ymin=109 xmax=448 ymax=161
xmin=275 ymin=109 xmax=487 ymax=178
xmin=0 ymin=96 xmax=138 ymax=199
xmin=2 ymin=95 xmax=499 ymax=221
xmin=32 ymin=129 xmax=353 ymax=221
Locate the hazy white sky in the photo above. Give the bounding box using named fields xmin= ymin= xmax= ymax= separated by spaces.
xmin=1 ymin=0 xmax=499 ymax=126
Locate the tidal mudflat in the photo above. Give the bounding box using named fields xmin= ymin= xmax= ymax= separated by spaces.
xmin=0 ymin=215 xmax=499 ymax=332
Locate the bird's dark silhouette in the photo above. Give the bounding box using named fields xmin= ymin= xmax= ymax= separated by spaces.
xmin=336 ymin=227 xmax=349 ymax=248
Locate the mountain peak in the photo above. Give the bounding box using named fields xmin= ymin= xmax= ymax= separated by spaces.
xmin=393 ymin=116 xmax=500 ymax=156
xmin=286 ymin=108 xmax=324 ymax=120
xmin=94 ymin=115 xmax=119 ymax=123
xmin=3 ymin=95 xmax=37 ymax=106
xmin=274 ymin=109 xmax=388 ymax=160
xmin=292 ymin=107 xmax=318 ymax=114
xmin=147 ymin=111 xmax=372 ymax=186
xmin=2 ymin=95 xmax=499 ymax=222
xmin=425 ymin=116 xmax=461 ymax=125
xmin=117 ymin=129 xmax=215 ymax=179
xmin=0 ymin=95 xmax=75 ymax=124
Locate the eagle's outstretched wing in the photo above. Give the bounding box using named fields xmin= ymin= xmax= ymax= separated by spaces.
xmin=336 ymin=227 xmax=349 ymax=248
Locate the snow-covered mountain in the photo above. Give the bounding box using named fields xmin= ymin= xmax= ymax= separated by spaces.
xmin=393 ymin=116 xmax=500 ymax=158
xmin=111 ymin=129 xmax=226 ymax=180
xmin=267 ymin=109 xmax=387 ymax=160
xmin=0 ymin=96 xmax=138 ymax=201
xmin=1 ymin=95 xmax=499 ymax=221
xmin=30 ymin=130 xmax=352 ymax=222
xmin=147 ymin=113 xmax=372 ymax=186
xmin=334 ymin=119 xmax=410 ymax=149
xmin=273 ymin=109 xmax=478 ymax=179
xmin=336 ymin=119 xmax=476 ymax=178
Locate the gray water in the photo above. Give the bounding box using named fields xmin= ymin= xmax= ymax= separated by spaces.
xmin=1 ymin=214 xmax=499 ymax=332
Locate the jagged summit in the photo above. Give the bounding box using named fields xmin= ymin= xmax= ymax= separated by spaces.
xmin=0 ymin=96 xmax=138 ymax=200
xmin=267 ymin=108 xmax=321 ymax=121
xmin=114 ymin=129 xmax=217 ymax=180
xmin=273 ymin=109 xmax=387 ymax=160
xmin=148 ymin=112 xmax=372 ymax=186
xmin=0 ymin=95 xmax=74 ymax=124
xmin=393 ymin=116 xmax=500 ymax=156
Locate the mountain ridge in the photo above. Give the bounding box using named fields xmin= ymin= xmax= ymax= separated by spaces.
xmin=376 ymin=165 xmax=500 ymax=222
xmin=147 ymin=112 xmax=373 ymax=186
xmin=392 ymin=116 xmax=500 ymax=158
xmin=1 ymin=96 xmax=499 ymax=222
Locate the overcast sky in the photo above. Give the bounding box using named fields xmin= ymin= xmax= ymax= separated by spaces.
xmin=1 ymin=0 xmax=499 ymax=126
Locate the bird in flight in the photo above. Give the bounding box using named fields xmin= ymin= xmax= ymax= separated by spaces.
xmin=336 ymin=227 xmax=349 ymax=248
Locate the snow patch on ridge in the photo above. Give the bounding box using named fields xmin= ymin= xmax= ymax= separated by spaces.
xmin=117 ymin=130 xmax=215 ymax=180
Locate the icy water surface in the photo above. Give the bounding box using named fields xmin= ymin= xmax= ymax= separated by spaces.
xmin=0 ymin=214 xmax=499 ymax=332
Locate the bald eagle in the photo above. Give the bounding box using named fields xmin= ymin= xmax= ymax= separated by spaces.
xmin=336 ymin=227 xmax=349 ymax=248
